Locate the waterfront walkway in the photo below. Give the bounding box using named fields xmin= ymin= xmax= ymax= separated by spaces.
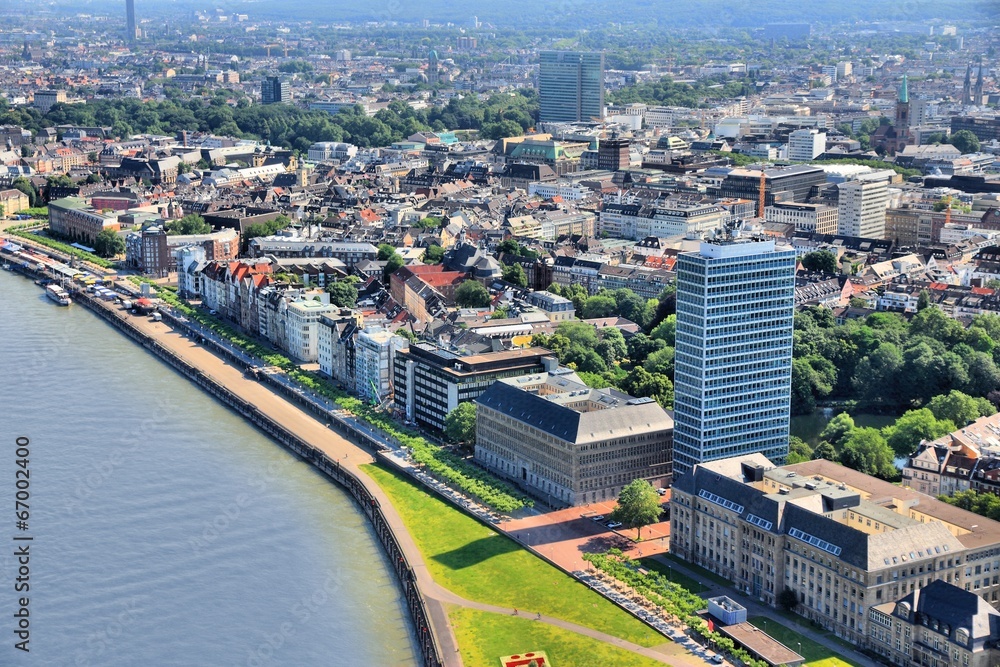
xmin=98 ymin=303 xmax=697 ymax=667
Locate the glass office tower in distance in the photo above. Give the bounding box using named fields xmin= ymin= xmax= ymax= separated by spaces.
xmin=672 ymin=229 xmax=796 ymax=477
xmin=538 ymin=51 xmax=605 ymax=123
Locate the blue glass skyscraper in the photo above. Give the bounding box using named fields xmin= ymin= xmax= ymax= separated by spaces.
xmin=538 ymin=51 xmax=605 ymax=123
xmin=672 ymin=236 xmax=796 ymax=477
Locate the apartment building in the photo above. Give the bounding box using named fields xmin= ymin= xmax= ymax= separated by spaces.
xmin=48 ymin=197 xmax=121 ymax=245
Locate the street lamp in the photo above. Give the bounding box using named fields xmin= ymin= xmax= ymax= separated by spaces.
xmin=797 ymin=641 xmax=802 ymax=657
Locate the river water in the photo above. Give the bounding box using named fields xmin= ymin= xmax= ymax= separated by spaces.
xmin=0 ymin=270 xmax=417 ymax=666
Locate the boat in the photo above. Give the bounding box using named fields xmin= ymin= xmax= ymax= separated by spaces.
xmin=46 ymin=284 xmax=72 ymax=306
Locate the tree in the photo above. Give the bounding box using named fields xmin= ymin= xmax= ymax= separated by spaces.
xmin=948 ymin=129 xmax=981 ymax=154
xmin=820 ymin=413 xmax=855 ymax=450
xmin=650 ymin=315 xmax=676 ymax=346
xmin=927 ymin=390 xmax=994 ymax=427
xmin=596 ymin=328 xmax=627 ymax=362
xmin=165 ymin=214 xmax=211 ymax=235
xmin=916 ymin=289 xmax=931 ymax=312
xmin=609 ymin=479 xmax=662 ymax=539
xmin=443 ymin=402 xmax=477 ymax=444
xmin=377 ymin=244 xmax=404 ymax=281
xmin=325 ymin=279 xmax=359 ymax=308
xmin=93 ymin=229 xmax=124 ymax=258
xmin=455 ymin=280 xmax=490 ymax=308
xmin=502 ymin=263 xmax=528 ymax=287
xmin=812 ymin=441 xmax=839 ymax=462
xmin=840 ymin=428 xmax=897 ymax=479
xmin=882 ymin=409 xmax=956 ymax=457
xmin=801 ymin=250 xmax=838 ymax=275
xmin=582 ymin=294 xmax=617 ymax=319
xmin=777 ymin=587 xmax=799 ymax=612
xmin=787 ymin=436 xmax=813 ymax=464
xmin=422 ymin=244 xmax=444 ymax=264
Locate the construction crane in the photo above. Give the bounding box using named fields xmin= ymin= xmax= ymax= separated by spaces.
xmin=758 ymin=169 xmax=767 ymax=219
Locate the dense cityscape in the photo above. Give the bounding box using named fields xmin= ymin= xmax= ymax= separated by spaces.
xmin=2 ymin=1 xmax=1000 ymax=666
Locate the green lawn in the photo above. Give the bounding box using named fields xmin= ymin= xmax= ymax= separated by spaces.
xmin=362 ymin=464 xmax=663 ymax=647
xmin=658 ymin=553 xmax=731 ymax=588
xmin=449 ymin=606 xmax=669 ymax=667
xmin=748 ymin=616 xmax=861 ymax=667
xmin=638 ymin=557 xmax=710 ymax=595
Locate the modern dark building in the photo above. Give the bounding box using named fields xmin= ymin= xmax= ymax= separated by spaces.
xmin=715 ymin=165 xmax=826 ymax=208
xmin=261 ymin=77 xmax=291 ymax=105
xmin=597 ymin=137 xmax=630 ymax=171
xmin=126 ymin=0 xmax=137 ymax=43
xmin=538 ymin=51 xmax=605 ymax=123
xmin=950 ymin=116 xmax=1000 ymax=144
xmin=393 ymin=344 xmax=557 ymax=430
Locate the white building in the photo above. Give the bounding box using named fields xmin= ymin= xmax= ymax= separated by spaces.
xmin=354 ymin=328 xmax=407 ymax=404
xmin=837 ymin=176 xmax=890 ymax=239
xmin=284 ymin=294 xmax=337 ymax=362
xmin=307 ymin=142 xmax=358 ymax=163
xmin=765 ymin=202 xmax=839 ymax=234
xmin=174 ymin=245 xmax=207 ymax=298
xmin=787 ymin=128 xmax=826 ymax=162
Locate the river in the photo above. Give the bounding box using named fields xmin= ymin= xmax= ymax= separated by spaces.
xmin=0 ymin=269 xmax=418 ymax=666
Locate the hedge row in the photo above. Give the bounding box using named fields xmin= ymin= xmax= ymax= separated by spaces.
xmin=583 ymin=550 xmax=769 ymax=667
xmin=8 ymin=228 xmax=114 ymax=269
xmin=138 ymin=279 xmax=532 ymax=512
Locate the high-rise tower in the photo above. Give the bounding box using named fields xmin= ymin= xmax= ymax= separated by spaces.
xmin=126 ymin=0 xmax=137 ymax=43
xmin=538 ymin=51 xmax=605 ymax=123
xmin=672 ymin=229 xmax=796 ymax=477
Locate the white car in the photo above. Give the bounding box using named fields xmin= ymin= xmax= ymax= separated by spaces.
xmin=607 ymin=521 xmax=623 ymax=529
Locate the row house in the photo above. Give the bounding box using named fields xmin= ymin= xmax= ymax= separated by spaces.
xmin=591 ymin=263 xmax=674 ymax=300
xmin=880 ymin=281 xmax=1000 ymax=317
xmin=551 ymin=254 xmax=603 ymax=293
xmin=903 ymin=413 xmax=1000 ymax=498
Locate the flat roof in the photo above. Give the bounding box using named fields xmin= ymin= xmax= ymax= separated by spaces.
xmin=716 ymin=622 xmax=803 ymax=667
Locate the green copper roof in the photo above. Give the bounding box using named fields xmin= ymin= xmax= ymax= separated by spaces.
xmin=899 ymin=75 xmax=909 ymax=104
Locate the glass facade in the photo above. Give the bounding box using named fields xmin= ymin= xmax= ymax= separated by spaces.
xmin=538 ymin=51 xmax=604 ymax=123
xmin=673 ymin=239 xmax=796 ymax=476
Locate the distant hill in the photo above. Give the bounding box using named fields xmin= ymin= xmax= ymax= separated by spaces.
xmin=11 ymin=0 xmax=998 ymax=29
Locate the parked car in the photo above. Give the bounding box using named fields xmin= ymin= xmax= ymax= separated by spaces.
xmin=591 ymin=515 xmax=605 ymax=522
xmin=607 ymin=521 xmax=623 ymax=529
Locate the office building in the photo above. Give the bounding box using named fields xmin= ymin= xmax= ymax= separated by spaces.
xmin=126 ymin=0 xmax=137 ymax=42
xmin=476 ymin=371 xmax=674 ymax=506
xmin=261 ymin=77 xmax=291 ymax=105
xmin=597 ymin=137 xmax=630 ymax=171
xmin=766 ymin=202 xmax=839 ymax=235
xmin=787 ymin=128 xmax=826 ymax=162
xmin=670 ymin=454 xmax=1000 ymax=648
xmin=538 ymin=51 xmax=605 ymax=123
xmin=32 ymin=90 xmax=66 ymax=114
xmin=838 ymin=177 xmax=889 ymax=239
xmin=672 ymin=234 xmax=796 ymax=476
xmin=393 ymin=344 xmax=556 ymax=430
xmin=716 ymin=165 xmax=826 ymax=208
xmin=951 ymin=116 xmax=1000 ymax=144
xmin=48 ymin=197 xmax=121 ymax=245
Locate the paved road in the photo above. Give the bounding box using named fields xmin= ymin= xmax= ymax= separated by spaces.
xmin=104 ymin=303 xmax=700 ymax=667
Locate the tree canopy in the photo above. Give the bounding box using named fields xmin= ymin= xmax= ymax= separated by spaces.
xmin=609 ymin=479 xmax=663 ymax=539
xmin=165 ymin=214 xmax=211 ymax=236
xmin=455 ymin=280 xmax=491 ymax=308
xmin=444 ymin=402 xmax=477 ymax=444
xmin=93 ymin=229 xmax=124 ymax=258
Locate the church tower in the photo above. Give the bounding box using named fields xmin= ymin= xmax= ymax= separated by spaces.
xmin=963 ymin=63 xmax=973 ymax=104
xmin=974 ymin=57 xmax=985 ymax=104
xmin=895 ymin=74 xmax=910 ymax=130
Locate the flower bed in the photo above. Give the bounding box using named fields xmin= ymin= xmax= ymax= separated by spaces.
xmin=583 ymin=550 xmax=768 ymax=667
